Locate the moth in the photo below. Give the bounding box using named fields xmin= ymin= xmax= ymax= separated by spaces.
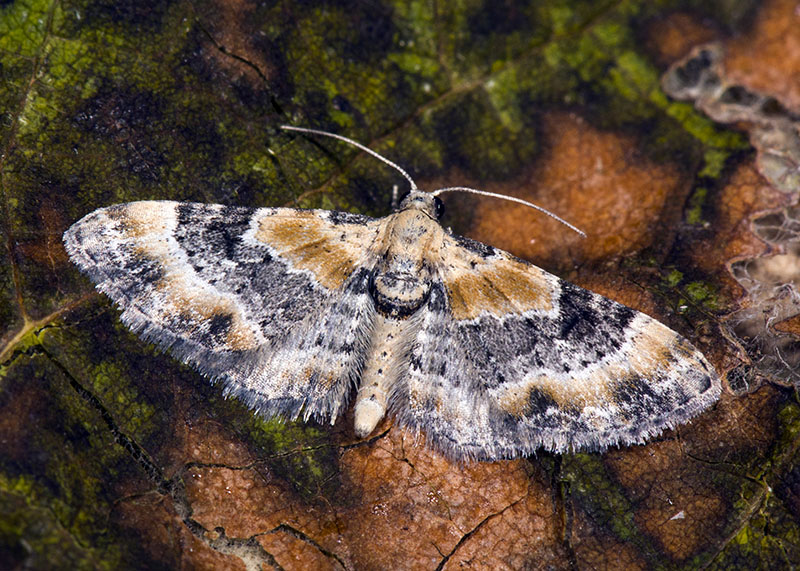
xmin=63 ymin=126 xmax=720 ymax=460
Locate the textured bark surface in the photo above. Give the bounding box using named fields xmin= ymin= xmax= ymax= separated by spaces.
xmin=2 ymin=0 xmax=799 ymax=569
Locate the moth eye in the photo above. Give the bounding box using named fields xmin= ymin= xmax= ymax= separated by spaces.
xmin=434 ymin=196 xmax=445 ymax=219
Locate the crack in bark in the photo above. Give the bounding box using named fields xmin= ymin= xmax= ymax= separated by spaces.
xmin=203 ymin=526 xmax=284 ymax=571
xmin=39 ymin=347 xmax=289 ymax=570
xmin=339 ymin=427 xmax=392 ymax=452
xmin=41 ymin=345 xmax=169 ymax=489
xmin=270 ymin=523 xmax=349 ymax=570
xmin=193 ymin=18 xmax=284 ymax=116
xmin=434 ymin=493 xmax=528 ymax=571
xmin=174 ymin=461 xmax=349 ymax=569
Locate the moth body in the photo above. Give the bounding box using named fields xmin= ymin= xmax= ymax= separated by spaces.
xmin=356 ymin=192 xmax=442 ymax=435
xmin=354 ymin=314 xmax=405 ymax=437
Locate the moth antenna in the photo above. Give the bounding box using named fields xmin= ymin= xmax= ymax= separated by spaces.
xmin=281 ymin=125 xmax=418 ymax=191
xmin=281 ymin=126 xmax=585 ymax=237
xmin=431 ymin=186 xmax=587 ymax=238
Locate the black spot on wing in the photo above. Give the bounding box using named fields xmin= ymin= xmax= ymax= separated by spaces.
xmin=200 ymin=312 xmax=233 ymax=347
xmin=556 ymin=282 xmax=636 ymax=342
xmin=426 ymin=282 xmax=448 ymax=313
xmin=695 ymin=373 xmax=713 ymax=394
xmin=128 ymin=251 xmax=165 ymax=287
xmin=525 ymin=388 xmax=561 ymax=417
xmin=555 ymin=285 xmax=595 ymax=338
xmin=612 ymin=372 xmax=690 ymax=424
xmin=175 ymin=203 xmax=253 ymax=261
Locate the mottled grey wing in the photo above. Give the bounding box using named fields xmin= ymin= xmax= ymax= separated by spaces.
xmin=392 ymin=234 xmax=720 ymax=461
xmin=63 ymin=201 xmax=380 ymax=423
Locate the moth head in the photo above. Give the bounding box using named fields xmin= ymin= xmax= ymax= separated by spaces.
xmin=398 ymin=190 xmax=445 ymax=220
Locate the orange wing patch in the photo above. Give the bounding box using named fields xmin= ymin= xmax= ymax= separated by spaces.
xmin=253 ymin=211 xmax=379 ymax=290
xmin=154 ymin=273 xmax=261 ymax=351
xmin=439 ymin=239 xmax=555 ymax=320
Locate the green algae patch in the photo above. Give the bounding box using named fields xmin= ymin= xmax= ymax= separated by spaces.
xmin=684 ymin=280 xmax=720 ymax=311
xmin=709 ymin=397 xmax=800 ymax=568
xmin=0 ymin=477 xmax=122 ymax=571
xmin=211 ymin=395 xmax=340 ymax=501
xmin=686 ymin=186 xmax=710 ymax=225
xmin=0 ymin=325 xmax=43 ymax=366
xmin=775 ymin=401 xmax=800 ymax=451
xmin=665 ymin=269 xmax=684 ymax=289
xmin=560 ymin=453 xmax=643 ymax=545
xmin=647 ymin=264 xmax=727 ymax=318
xmin=37 ymin=313 xmax=165 ymax=445
xmin=0 ymin=353 xmax=158 ymax=568
xmin=422 ymin=88 xmax=540 ymax=181
xmin=709 ymin=492 xmax=800 ymax=569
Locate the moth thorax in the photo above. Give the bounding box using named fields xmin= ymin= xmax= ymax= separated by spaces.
xmin=370 ymin=269 xmax=431 ymax=318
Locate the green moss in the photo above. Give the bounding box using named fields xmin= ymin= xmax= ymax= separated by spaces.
xmin=0 ymin=0 xmax=55 ymax=58
xmin=665 ymin=269 xmax=684 ymax=288
xmin=654 ymin=268 xmax=723 ymax=315
xmin=0 ymin=478 xmax=123 ymax=570
xmin=684 ymin=280 xmax=719 ymax=310
xmin=421 ymin=88 xmax=539 ymax=180
xmin=212 ymin=397 xmax=340 ymax=501
xmin=38 ymin=323 xmax=161 ymax=441
xmin=560 ymin=454 xmax=641 ymax=544
xmin=703 ymin=399 xmax=800 ymax=568
xmin=0 ymin=354 xmax=148 ymax=568
xmin=709 ymin=491 xmax=800 ymax=568
xmin=776 ymin=401 xmax=800 ymax=447
xmin=686 ymin=187 xmax=709 ymax=225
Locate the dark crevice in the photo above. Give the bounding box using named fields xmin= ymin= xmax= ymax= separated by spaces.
xmin=270 ymin=523 xmax=349 ymax=570
xmin=434 ymin=494 xmax=526 ymax=571
xmin=552 ymin=457 xmax=579 ymax=570
xmin=37 ymin=345 xmax=287 ymax=570
xmin=434 ymin=511 xmax=497 ymax=570
xmin=194 ymin=20 xmax=284 ymax=116
xmin=339 ymin=426 xmax=392 ymax=451
xmin=40 ymin=345 xmax=170 ymax=490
